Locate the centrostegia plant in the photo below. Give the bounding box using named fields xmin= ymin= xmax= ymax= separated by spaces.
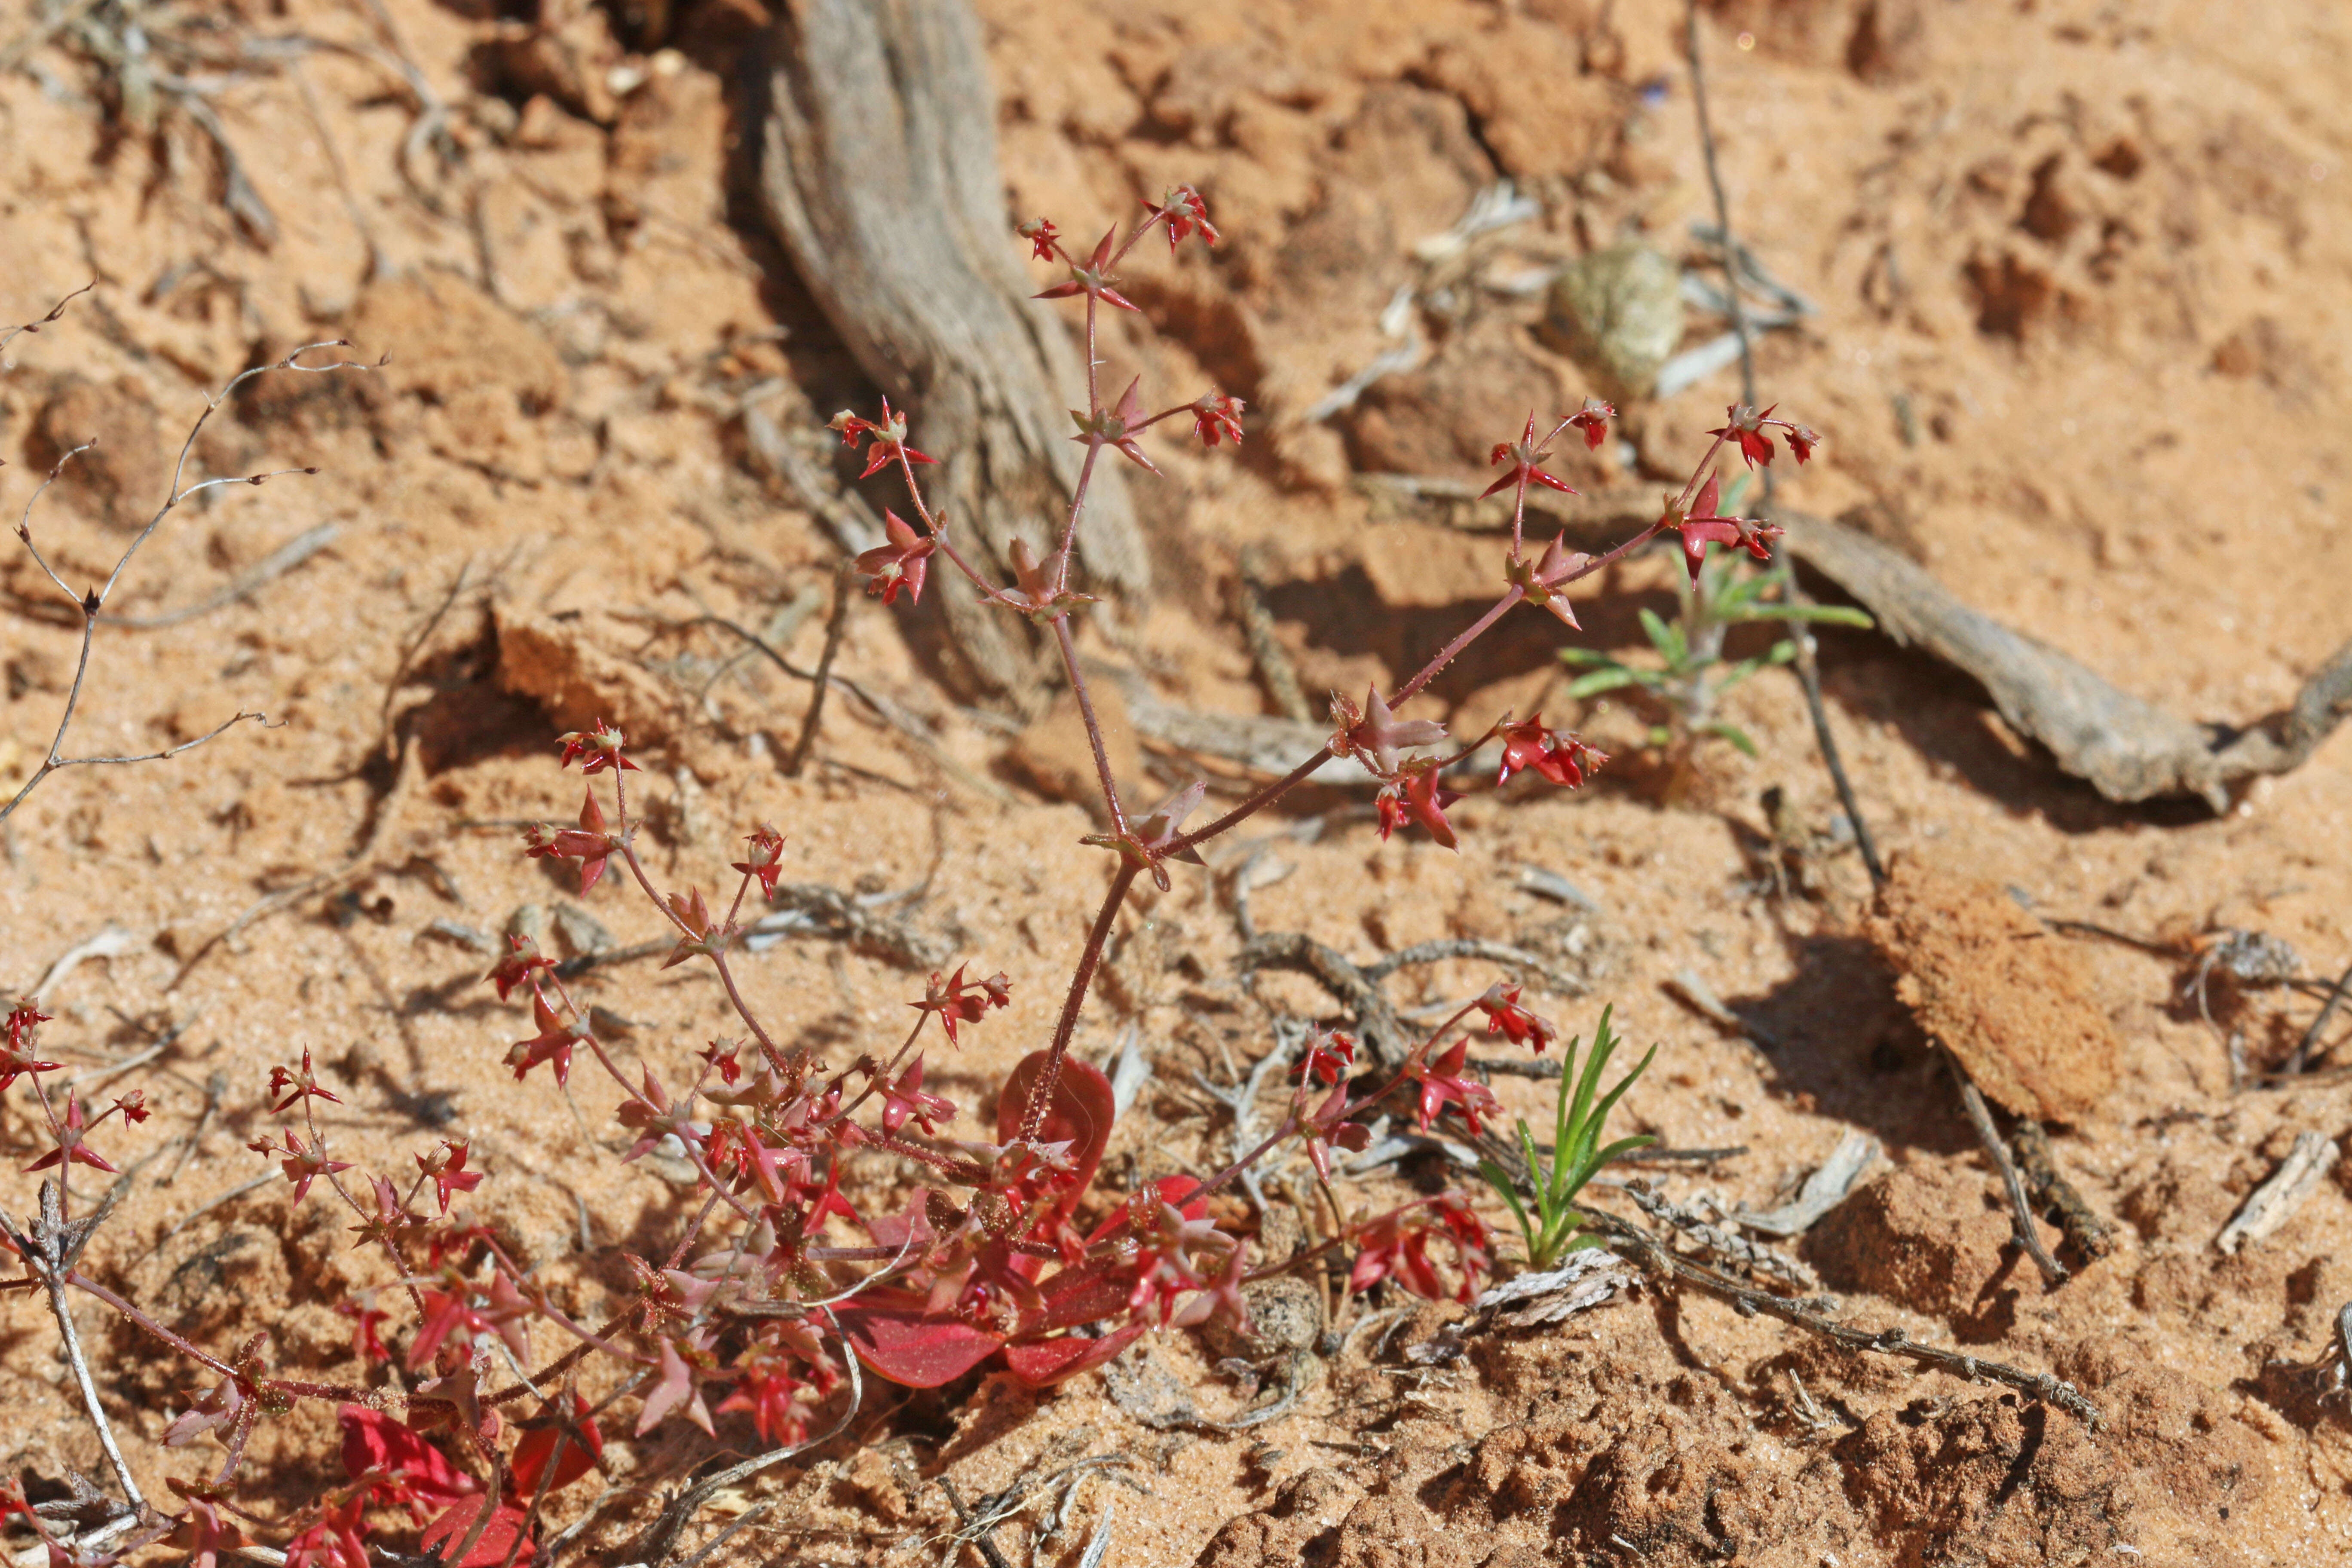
xmin=3 ymin=185 xmax=1823 ymax=1568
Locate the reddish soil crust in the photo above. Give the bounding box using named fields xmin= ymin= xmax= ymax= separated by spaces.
xmin=3 ymin=1 xmax=2351 ymax=1565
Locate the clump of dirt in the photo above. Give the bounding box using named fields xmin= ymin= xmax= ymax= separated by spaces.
xmin=28 ymin=375 xmax=172 ymax=530
xmin=1866 ymin=858 xmax=2120 ymax=1121
xmin=1807 ymin=1161 xmax=2058 ymax=1340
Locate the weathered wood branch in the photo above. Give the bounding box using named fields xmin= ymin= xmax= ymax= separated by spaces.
xmin=760 ymin=0 xmax=1150 ymax=708
xmin=1784 ymin=510 xmax=2352 ymax=810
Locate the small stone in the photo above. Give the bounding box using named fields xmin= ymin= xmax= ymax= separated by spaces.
xmin=1541 ymin=245 xmax=1684 ymax=402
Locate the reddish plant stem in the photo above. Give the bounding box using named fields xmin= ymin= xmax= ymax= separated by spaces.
xmin=1018 ymin=861 xmax=1141 ymax=1141
xmin=1170 ymin=745 xmax=1335 ymax=857
xmin=817 ymin=1015 xmax=931 ymax=1130
xmin=1051 ymin=443 xmax=1104 ymax=594
xmin=1050 ymin=616 xmax=1129 ymax=833
xmin=63 ymin=1271 xmax=239 ymax=1378
xmin=707 ymin=952 xmax=783 ymax=1060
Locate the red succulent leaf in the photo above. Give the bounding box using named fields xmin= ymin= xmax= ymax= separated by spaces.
xmin=165 ymin=1496 xmax=246 ymax=1568
xmin=1002 ymin=1321 xmax=1150 ymax=1387
xmin=1034 ymin=227 xmax=1143 ymax=312
xmin=1069 ymin=377 xmax=1161 ymax=475
xmin=24 ymin=1096 xmax=114 ymax=1174
xmin=1329 ymin=686 xmax=1449 ymax=781
xmin=337 ymin=1406 xmax=474 ymax=1511
xmin=1504 ymin=533 xmax=1596 ymax=629
xmin=1295 ymin=1080 xmax=1373 ymax=1182
xmin=418 ymin=1498 xmax=532 ymax=1568
xmin=509 ymin=1392 xmax=602 ymax=1497
xmin=636 ymin=1336 xmax=717 ymax=1436
xmin=833 ymin=1292 xmax=1007 ymax=1387
xmin=994 ymin=1051 xmax=1116 ymax=1230
xmin=285 ymin=1498 xmax=370 ymax=1568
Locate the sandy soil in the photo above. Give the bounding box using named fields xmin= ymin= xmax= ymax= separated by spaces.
xmin=3 ymin=0 xmax=2350 ymax=1565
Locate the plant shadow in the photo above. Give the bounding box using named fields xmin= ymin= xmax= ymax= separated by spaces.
xmin=1726 ymin=931 xmax=1971 ymax=1158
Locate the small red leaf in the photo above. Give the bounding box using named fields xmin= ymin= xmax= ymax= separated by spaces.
xmin=419 ymin=1498 xmax=530 ymax=1568
xmin=337 ymin=1406 xmax=473 ymax=1507
xmin=995 ymin=1053 xmax=1117 ymax=1228
xmin=1002 ymin=1323 xmax=1148 ymax=1388
xmin=509 ymin=1393 xmax=601 ymax=1497
xmin=834 ymin=1292 xmax=1005 ymax=1389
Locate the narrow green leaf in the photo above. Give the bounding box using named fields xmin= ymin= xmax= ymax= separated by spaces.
xmin=1565 ymin=667 xmax=1647 ymax=700
xmin=1780 ymin=603 xmax=1875 ymax=628
xmin=1704 ymin=722 xmax=1761 ymax=758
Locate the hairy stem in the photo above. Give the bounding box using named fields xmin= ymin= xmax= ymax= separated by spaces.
xmin=1019 ymin=862 xmax=1140 ymax=1141
xmin=1051 ymin=617 xmax=1128 ymax=833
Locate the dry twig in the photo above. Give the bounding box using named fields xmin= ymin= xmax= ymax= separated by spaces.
xmin=1952 ymin=1060 xmax=2067 ymax=1286
xmin=2216 ymin=1132 xmax=2341 ymax=1256
xmin=1587 ymin=1210 xmax=2101 ymax=1426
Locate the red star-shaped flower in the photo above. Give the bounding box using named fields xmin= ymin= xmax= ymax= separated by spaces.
xmin=1662 ymin=472 xmax=1783 ymax=585
xmin=1495 ymin=715 xmax=1605 ymax=790
xmin=1070 ymin=376 xmax=1161 ymax=475
xmin=854 ymin=508 xmax=937 ymax=606
xmin=1481 ymin=412 xmax=1580 ymax=500
xmin=1155 ymin=185 xmax=1220 ymax=252
xmin=1293 ymin=1025 xmax=1358 ymax=1086
xmin=913 ymin=963 xmax=1013 ymax=1047
xmin=1565 ymin=396 xmax=1615 ymax=450
xmin=878 ymin=1056 xmax=956 ymax=1137
xmin=730 ymin=825 xmax=786 ymax=899
xmin=417 ymin=1141 xmax=484 ymax=1215
xmin=486 ymin=933 xmax=553 ymax=1001
xmin=555 ymin=720 xmax=638 ymax=775
xmin=1191 ymin=390 xmax=1245 ymax=447
xmin=1474 ymin=982 xmax=1559 ymax=1054
xmin=1405 ymin=1039 xmax=1500 ymax=1135
xmin=523 ymin=787 xmax=618 ymax=895
xmin=1032 ymin=227 xmax=1141 ymax=313
xmin=1375 ymin=764 xmax=1464 ymax=850
xmin=829 ymin=397 xmax=941 ymax=480
xmin=1017 ymin=216 xmax=1060 ymax=261
xmin=268 ymin=1048 xmax=342 ymax=1114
